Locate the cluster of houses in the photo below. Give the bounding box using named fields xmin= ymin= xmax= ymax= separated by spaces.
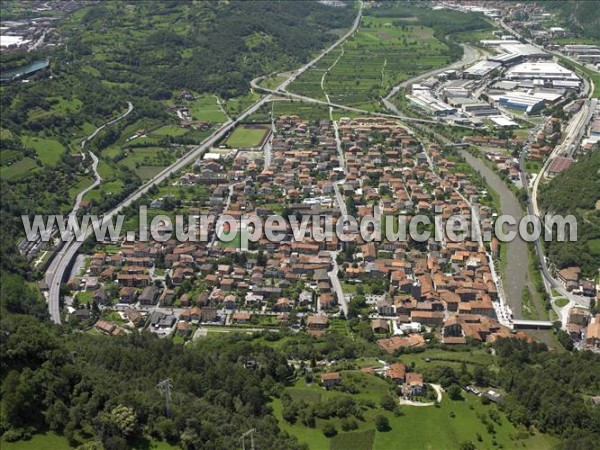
xmin=483 ymin=151 xmax=521 ymax=183
xmin=557 ymin=266 xmax=597 ymax=297
xmin=65 ymin=115 xmax=528 ymax=347
xmin=566 ymin=307 xmax=600 ymax=350
xmin=320 ymin=361 xmax=425 ymax=399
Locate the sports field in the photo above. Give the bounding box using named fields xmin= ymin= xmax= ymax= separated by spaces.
xmin=225 ymin=124 xmax=269 ymax=148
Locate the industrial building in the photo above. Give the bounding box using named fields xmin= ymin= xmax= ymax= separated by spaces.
xmin=563 ymin=44 xmax=600 ymax=56
xmin=406 ymin=93 xmax=456 ymax=116
xmin=488 ymin=52 xmax=523 ymax=66
xmin=495 ymin=92 xmax=545 ymax=115
xmin=480 ymin=39 xmax=520 ymax=47
xmin=462 ymin=60 xmax=502 ymax=79
xmin=447 ymin=97 xmax=499 ymax=117
xmin=441 ymin=79 xmax=478 ymax=98
xmin=505 ymin=62 xmax=580 ymax=84
xmin=497 ymin=43 xmax=549 ymax=59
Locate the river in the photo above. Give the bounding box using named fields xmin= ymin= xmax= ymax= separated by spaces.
xmin=458 ymin=149 xmax=528 ymax=318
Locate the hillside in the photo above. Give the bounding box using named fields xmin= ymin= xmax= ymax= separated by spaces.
xmin=543 ymin=1 xmax=600 ymax=41
xmin=539 ymin=148 xmax=600 ymax=276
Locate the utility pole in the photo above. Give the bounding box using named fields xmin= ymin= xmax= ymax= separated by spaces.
xmin=156 ymin=378 xmax=173 ymax=418
xmin=239 ymin=428 xmax=256 ymax=450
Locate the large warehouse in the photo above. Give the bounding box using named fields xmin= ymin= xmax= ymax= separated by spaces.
xmin=495 ymin=92 xmax=545 ymax=115
xmin=505 ymin=62 xmax=580 ymax=83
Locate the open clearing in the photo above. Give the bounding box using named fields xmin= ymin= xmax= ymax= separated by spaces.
xmin=21 ymin=136 xmax=65 ymax=165
xmin=189 ymin=95 xmax=228 ymax=123
xmin=225 ymin=124 xmax=269 ymax=148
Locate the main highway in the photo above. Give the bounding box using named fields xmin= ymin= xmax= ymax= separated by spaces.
xmin=44 ymin=2 xmax=364 ymax=324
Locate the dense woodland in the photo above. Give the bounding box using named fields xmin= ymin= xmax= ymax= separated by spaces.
xmin=0 ymin=316 xmax=304 ymax=449
xmin=539 ymin=149 xmax=600 ymax=276
xmin=494 ymin=338 xmax=600 ymax=448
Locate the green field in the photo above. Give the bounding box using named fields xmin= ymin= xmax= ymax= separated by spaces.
xmin=68 ymin=176 xmax=95 ymax=200
xmin=189 ymin=95 xmax=228 ymax=123
xmin=83 ymin=179 xmax=125 ymax=202
xmin=589 ymin=238 xmax=600 ymax=255
xmin=272 ymin=100 xmax=332 ymax=121
xmin=331 ymin=430 xmax=375 ymax=450
xmin=225 ymin=125 xmax=269 ymax=148
xmin=288 ymin=16 xmax=450 ymax=108
xmin=117 ymin=146 xmax=183 ymax=180
xmin=1 ymin=432 xmax=69 ymax=450
xmin=224 ymin=91 xmax=261 ymax=117
xmin=554 ymin=298 xmax=569 ymax=308
xmin=0 ymin=432 xmax=177 ymax=450
xmin=21 ymin=136 xmax=65 ymax=165
xmin=149 ymin=125 xmax=188 ymax=137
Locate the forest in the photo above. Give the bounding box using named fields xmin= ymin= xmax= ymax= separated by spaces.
xmin=0 ymin=315 xmax=306 ymax=449
xmin=494 ymin=338 xmax=600 ymax=448
xmin=538 ymin=148 xmax=600 ymax=276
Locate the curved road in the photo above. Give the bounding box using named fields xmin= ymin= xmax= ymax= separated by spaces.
xmin=45 ymin=3 xmax=365 ymax=324
xmin=45 ymin=102 xmax=134 ymax=318
xmin=71 ymin=101 xmax=134 ymax=219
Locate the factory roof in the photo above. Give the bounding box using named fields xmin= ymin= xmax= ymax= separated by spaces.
xmin=463 ymin=60 xmax=501 ymax=77
xmin=489 ymin=116 xmax=518 ymax=127
xmin=498 ymin=43 xmax=548 ymax=57
xmin=505 ymin=62 xmax=579 ymax=81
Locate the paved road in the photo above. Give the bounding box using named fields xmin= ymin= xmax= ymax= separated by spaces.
xmin=45 ymin=102 xmax=134 ymax=288
xmin=44 ymin=2 xmax=365 ymax=324
xmin=73 ymin=102 xmax=135 ymax=218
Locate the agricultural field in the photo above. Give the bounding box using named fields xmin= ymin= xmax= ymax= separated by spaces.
xmin=149 ymin=125 xmax=188 ymax=137
xmin=288 ymin=16 xmax=451 ymax=109
xmin=83 ymin=180 xmax=125 ymax=203
xmin=0 ymin=157 xmax=38 ymax=180
xmin=273 ymin=100 xmax=333 ymax=121
xmin=272 ymin=370 xmax=557 ymax=450
xmin=68 ymin=175 xmax=95 ymax=199
xmin=21 ymin=136 xmax=66 ymax=165
xmin=189 ymin=95 xmax=228 ymax=123
xmin=224 ymin=91 xmax=261 ymax=118
xmin=451 ymin=28 xmax=500 ymax=45
xmin=225 ymin=124 xmax=269 ymax=148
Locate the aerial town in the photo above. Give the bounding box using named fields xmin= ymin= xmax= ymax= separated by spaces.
xmin=1 ymin=0 xmax=599 ymax=448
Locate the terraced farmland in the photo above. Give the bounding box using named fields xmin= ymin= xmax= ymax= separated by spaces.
xmin=288 ymin=16 xmax=450 ymax=109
